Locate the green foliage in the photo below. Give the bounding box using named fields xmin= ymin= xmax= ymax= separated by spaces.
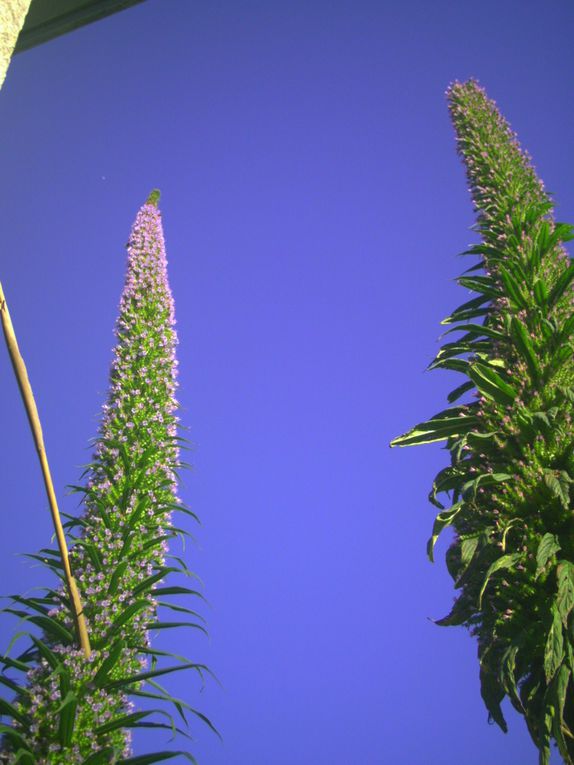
xmin=391 ymin=80 xmax=574 ymax=763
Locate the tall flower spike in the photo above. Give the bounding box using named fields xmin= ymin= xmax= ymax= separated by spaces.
xmin=392 ymin=80 xmax=574 ymax=764
xmin=0 ymin=193 xmax=213 ymax=763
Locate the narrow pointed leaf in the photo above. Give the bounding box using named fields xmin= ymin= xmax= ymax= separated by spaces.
xmin=478 ymin=554 xmax=521 ymax=608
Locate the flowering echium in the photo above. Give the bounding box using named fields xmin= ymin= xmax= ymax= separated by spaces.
xmin=392 ymin=80 xmax=574 ymax=764
xmin=0 ymin=192 xmax=206 ymax=764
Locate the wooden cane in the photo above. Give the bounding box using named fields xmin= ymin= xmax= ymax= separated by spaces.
xmin=0 ymin=281 xmax=91 ymax=658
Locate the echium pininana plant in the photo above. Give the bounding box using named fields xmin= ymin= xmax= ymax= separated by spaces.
xmin=0 ymin=191 xmax=215 ymax=764
xmin=391 ymin=80 xmax=574 ymax=764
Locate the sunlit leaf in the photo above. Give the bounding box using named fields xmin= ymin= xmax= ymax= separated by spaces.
xmin=535 ymin=534 xmax=561 ymax=579
xmin=468 ymin=362 xmax=517 ymax=405
xmin=478 ymin=554 xmax=521 ymax=608
xmin=427 ymin=502 xmax=464 ymax=562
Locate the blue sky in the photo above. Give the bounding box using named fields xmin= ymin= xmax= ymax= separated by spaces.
xmin=1 ymin=1 xmax=574 ymax=763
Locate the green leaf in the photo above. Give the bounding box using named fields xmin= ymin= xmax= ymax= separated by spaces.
xmin=498 ymin=266 xmax=529 ymax=308
xmin=107 ymin=662 xmax=209 ymax=691
xmin=428 ymin=465 xmax=466 ymax=509
xmin=20 ymin=553 xmax=65 ymax=573
xmin=533 ymin=278 xmax=548 ymax=307
xmin=478 ymin=554 xmax=520 ymax=608
xmin=117 ymin=752 xmax=198 ymax=765
xmin=0 ymin=631 xmax=34 ymax=670
xmin=549 ymin=343 xmax=573 ymax=375
xmin=8 ymin=594 xmax=51 ymax=617
xmin=0 ymin=674 xmax=27 ymax=696
xmin=543 ymin=469 xmax=572 ymax=510
xmin=11 ymin=750 xmax=36 ymax=765
xmin=509 ymin=317 xmax=540 ymax=380
xmin=536 ymin=534 xmax=561 ymax=579
xmin=391 ymin=408 xmax=479 ymax=448
xmin=25 ymin=613 xmax=74 ymax=644
xmin=465 ymin=430 xmax=500 ymax=451
xmin=30 ymin=635 xmax=61 ymax=670
xmin=457 ymin=275 xmax=501 ymax=298
xmin=545 ymin=604 xmax=564 ymax=683
xmin=499 ymin=642 xmax=522 ymax=711
xmin=157 ymin=601 xmax=205 ymax=621
xmin=162 ymin=501 xmax=200 ymax=524
xmin=441 ymin=322 xmax=506 ymax=342
xmin=99 ymin=600 xmax=151 ymax=645
xmin=94 ymin=710 xmax=154 ymax=735
xmin=429 ymin=356 xmax=473 ymax=374
xmin=0 ymin=697 xmax=28 ymax=726
xmin=0 ymin=724 xmax=30 ymax=751
xmin=461 ymin=243 xmax=504 ymax=259
xmin=81 ymin=748 xmax=116 ymax=765
xmin=428 ymin=339 xmax=487 ymax=370
xmin=122 ymin=498 xmax=151 ymax=540
xmin=427 ymin=502 xmax=464 ymax=562
xmin=468 ymin=362 xmax=517 ymax=406
xmin=453 ymin=535 xmax=481 ymax=586
xmin=163 ymin=554 xmax=204 ymax=584
xmin=500 ymin=518 xmax=523 ymax=552
xmin=73 ymin=540 xmax=102 ymax=571
xmin=127 ymin=536 xmax=171 ymax=558
xmin=556 ymin=562 xmax=574 ymax=626
xmin=129 ymin=722 xmax=191 ymax=740
xmin=479 ymin=662 xmax=507 ymax=733
xmin=530 ymin=223 xmax=548 ymax=271
xmin=441 ymin=294 xmax=490 ymax=325
xmin=531 ymin=411 xmax=551 ymax=430
xmin=462 ymin=472 xmax=511 ymax=500
xmin=0 ymin=654 xmax=30 ymax=673
xmin=130 ymin=689 xmax=222 ymax=738
xmin=108 ymin=560 xmax=129 ymax=595
xmin=475 ymin=353 xmax=505 ymax=368
xmin=557 ymin=385 xmax=574 ymax=405
xmin=447 ymin=380 xmax=475 ymax=404
xmin=147 ymin=621 xmax=207 ymax=636
xmin=434 ymin=593 xmax=473 ymax=627
xmin=558 ymin=314 xmax=574 ymax=345
xmin=540 ymin=708 xmax=552 ymax=765
xmin=153 ymin=586 xmax=204 ymax=599
xmin=547 ymin=663 xmax=572 ymax=759
xmin=553 ymin=222 xmax=574 ymax=243
xmin=132 ymin=568 xmax=182 ymax=597
xmin=57 ymin=691 xmax=77 ymax=747
xmin=92 ymin=639 xmax=126 ymax=688
xmin=460 ymin=536 xmax=479 ymax=568
xmin=548 ymin=261 xmax=574 ymax=309
xmin=136 ymin=646 xmax=193 ymax=665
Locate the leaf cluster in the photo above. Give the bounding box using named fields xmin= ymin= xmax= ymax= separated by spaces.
xmin=0 ymin=486 xmax=217 ymax=764
xmin=391 ymin=80 xmax=574 ymax=764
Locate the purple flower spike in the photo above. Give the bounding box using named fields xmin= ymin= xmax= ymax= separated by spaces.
xmin=1 ymin=193 xmax=209 ymax=762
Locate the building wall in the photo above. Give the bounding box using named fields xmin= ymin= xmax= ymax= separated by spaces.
xmin=0 ymin=0 xmax=32 ymax=89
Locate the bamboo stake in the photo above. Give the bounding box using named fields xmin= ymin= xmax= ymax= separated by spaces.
xmin=0 ymin=281 xmax=91 ymax=658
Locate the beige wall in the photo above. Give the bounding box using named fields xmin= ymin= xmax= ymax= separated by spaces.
xmin=0 ymin=0 xmax=32 ymax=89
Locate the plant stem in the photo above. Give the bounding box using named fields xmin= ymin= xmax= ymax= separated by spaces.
xmin=0 ymin=281 xmax=91 ymax=658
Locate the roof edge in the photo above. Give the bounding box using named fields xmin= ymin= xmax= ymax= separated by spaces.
xmin=14 ymin=0 xmax=147 ymax=54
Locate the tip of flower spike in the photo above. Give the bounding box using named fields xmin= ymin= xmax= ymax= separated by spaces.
xmin=446 ymin=78 xmax=483 ymax=99
xmin=146 ymin=189 xmax=161 ymax=207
